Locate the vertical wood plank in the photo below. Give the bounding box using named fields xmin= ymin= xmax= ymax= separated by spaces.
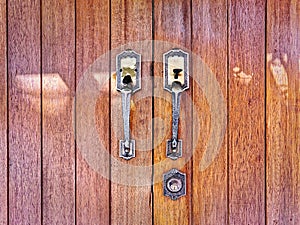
xmin=0 ymin=0 xmax=7 ymax=223
xmin=266 ymin=1 xmax=300 ymax=224
xmin=8 ymin=0 xmax=41 ymax=224
xmin=229 ymin=0 xmax=266 ymax=224
xmin=76 ymin=0 xmax=110 ymax=224
xmin=191 ymin=0 xmax=228 ymax=224
xmin=110 ymin=0 xmax=152 ymax=224
xmin=42 ymin=0 xmax=75 ymax=223
xmin=153 ymin=1 xmax=192 ymax=224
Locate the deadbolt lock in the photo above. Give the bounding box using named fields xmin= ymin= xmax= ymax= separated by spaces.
xmin=163 ymin=168 xmax=186 ymax=200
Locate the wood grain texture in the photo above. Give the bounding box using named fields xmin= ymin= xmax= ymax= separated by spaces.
xmin=266 ymin=1 xmax=300 ymax=224
xmin=191 ymin=0 xmax=228 ymax=224
xmin=229 ymin=0 xmax=266 ymax=224
xmin=3 ymin=1 xmax=300 ymax=224
xmin=110 ymin=0 xmax=152 ymax=224
xmin=153 ymin=1 xmax=192 ymax=224
xmin=8 ymin=0 xmax=41 ymax=224
xmin=0 ymin=0 xmax=7 ymax=224
xmin=76 ymin=0 xmax=110 ymax=224
xmin=42 ymin=0 xmax=75 ymax=223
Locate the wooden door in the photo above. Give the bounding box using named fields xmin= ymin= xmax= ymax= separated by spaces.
xmin=0 ymin=0 xmax=299 ymax=224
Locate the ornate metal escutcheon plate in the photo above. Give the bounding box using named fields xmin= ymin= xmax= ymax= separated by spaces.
xmin=116 ymin=50 xmax=141 ymax=160
xmin=163 ymin=168 xmax=186 ymax=200
xmin=163 ymin=49 xmax=189 ymax=160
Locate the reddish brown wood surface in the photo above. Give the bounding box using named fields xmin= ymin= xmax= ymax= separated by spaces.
xmin=266 ymin=1 xmax=300 ymax=224
xmin=3 ymin=0 xmax=300 ymax=224
xmin=42 ymin=0 xmax=75 ymax=223
xmin=76 ymin=0 xmax=110 ymax=224
xmin=110 ymin=0 xmax=153 ymax=224
xmin=192 ymin=0 xmax=228 ymax=224
xmin=8 ymin=0 xmax=41 ymax=224
xmin=0 ymin=0 xmax=7 ymax=223
xmin=229 ymin=0 xmax=266 ymax=224
xmin=153 ymin=0 xmax=192 ymax=224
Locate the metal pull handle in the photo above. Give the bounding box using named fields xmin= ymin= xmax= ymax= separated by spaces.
xmin=171 ymin=83 xmax=182 ymax=149
xmin=121 ymin=88 xmax=132 ymax=150
xmin=163 ymin=49 xmax=189 ymax=160
xmin=116 ymin=50 xmax=141 ymax=160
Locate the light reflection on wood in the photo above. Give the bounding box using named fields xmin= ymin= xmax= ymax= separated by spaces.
xmin=232 ymin=66 xmax=253 ymax=85
xmin=267 ymin=53 xmax=289 ymax=99
xmin=15 ymin=73 xmax=70 ymax=115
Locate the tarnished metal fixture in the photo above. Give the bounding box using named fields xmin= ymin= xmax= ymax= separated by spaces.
xmin=116 ymin=50 xmax=141 ymax=160
xmin=163 ymin=168 xmax=186 ymax=200
xmin=163 ymin=49 xmax=189 ymax=160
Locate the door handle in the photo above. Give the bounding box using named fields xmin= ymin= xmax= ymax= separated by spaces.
xmin=116 ymin=50 xmax=141 ymax=160
xmin=163 ymin=49 xmax=189 ymax=160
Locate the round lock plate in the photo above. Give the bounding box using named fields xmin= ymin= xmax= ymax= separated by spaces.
xmin=167 ymin=178 xmax=183 ymax=193
xmin=163 ymin=169 xmax=186 ymax=200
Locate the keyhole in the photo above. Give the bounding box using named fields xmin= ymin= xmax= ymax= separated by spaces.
xmin=123 ymin=75 xmax=133 ymax=85
xmin=167 ymin=177 xmax=183 ymax=193
xmin=173 ymin=68 xmax=182 ymax=79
